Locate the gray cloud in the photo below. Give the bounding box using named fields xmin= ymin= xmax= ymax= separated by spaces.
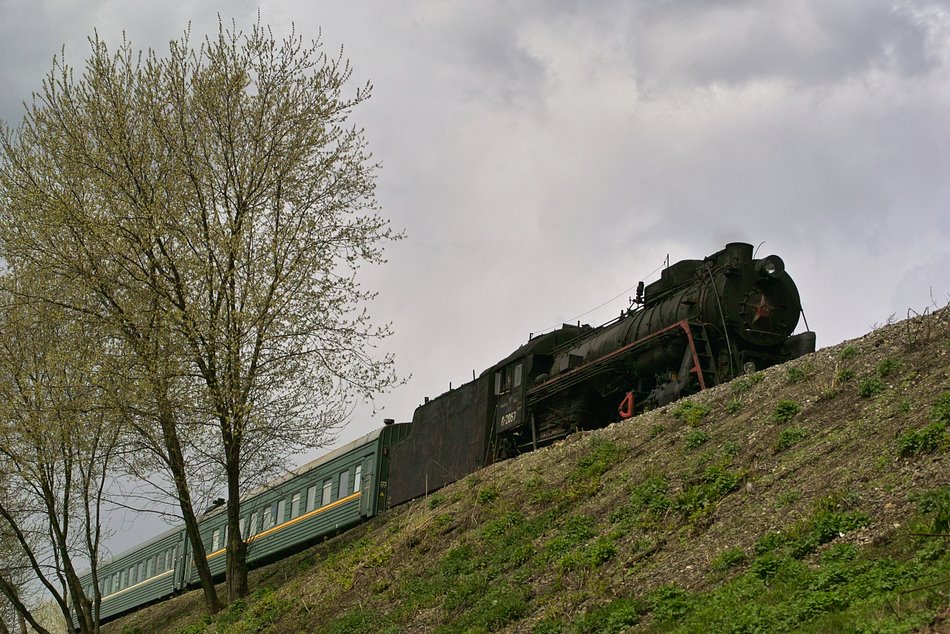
xmin=628 ymin=1 xmax=942 ymax=90
xmin=2 ymin=0 xmax=949 ymax=552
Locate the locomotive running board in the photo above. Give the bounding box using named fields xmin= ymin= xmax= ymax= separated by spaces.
xmin=526 ymin=319 xmax=710 ymax=406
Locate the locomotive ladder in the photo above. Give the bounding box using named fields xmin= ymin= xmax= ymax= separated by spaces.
xmin=687 ymin=323 xmax=719 ymax=389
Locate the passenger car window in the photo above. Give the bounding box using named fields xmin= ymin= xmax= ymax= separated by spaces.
xmin=339 ymin=470 xmax=349 ymax=497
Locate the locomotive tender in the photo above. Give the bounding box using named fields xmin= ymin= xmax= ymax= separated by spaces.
xmin=79 ymin=242 xmax=813 ymax=622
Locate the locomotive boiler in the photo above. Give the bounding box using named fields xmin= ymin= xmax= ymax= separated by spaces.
xmin=387 ymin=242 xmax=815 ymax=502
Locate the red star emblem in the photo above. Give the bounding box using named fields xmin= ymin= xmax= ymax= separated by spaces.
xmin=752 ymin=295 xmax=772 ymax=323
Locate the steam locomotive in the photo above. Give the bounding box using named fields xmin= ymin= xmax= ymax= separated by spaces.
xmin=387 ymin=242 xmax=814 ymax=503
xmin=80 ymin=242 xmax=814 ymax=623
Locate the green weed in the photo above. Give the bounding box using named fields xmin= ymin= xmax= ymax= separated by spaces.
xmin=931 ymin=391 xmax=950 ymax=423
xmin=840 ymin=345 xmax=858 ymax=359
xmin=570 ymin=437 xmax=626 ymax=482
xmin=569 ymin=597 xmax=644 ymax=633
xmin=776 ymin=427 xmax=809 ymax=451
xmin=629 ymin=475 xmax=673 ymax=517
xmin=731 ymin=372 xmax=764 ymax=395
xmin=723 ymin=441 xmax=740 ymax=457
xmin=897 ymin=423 xmax=948 ymax=456
xmin=666 ymin=532 xmax=950 ymax=633
xmin=712 ymin=547 xmax=748 ymax=571
xmin=900 ymin=393 xmax=950 ymax=455
xmin=754 ymin=496 xmax=870 ymax=560
xmin=220 ymin=587 xmax=291 ymax=633
xmin=683 ymin=428 xmax=710 ymax=449
xmin=772 ymin=400 xmax=801 ymax=423
xmin=647 ymin=584 xmax=694 ymax=624
xmin=174 ymin=616 xmax=212 ymax=634
xmin=914 ymin=487 xmax=950 ymax=534
xmin=322 ymin=609 xmax=380 ymax=634
xmin=480 ymin=510 xmax=524 ymax=540
xmin=476 ymin=485 xmax=499 ymax=504
xmin=876 ymin=358 xmax=901 ymax=378
xmin=725 ymin=398 xmax=742 ymax=413
xmin=776 ymin=490 xmax=802 ymax=509
xmin=786 ymin=364 xmax=812 ymax=383
xmin=672 ymin=400 xmax=711 ymax=426
xmin=525 ymin=474 xmax=546 ymax=489
xmin=836 ymin=368 xmax=855 ymax=382
xmin=558 ymin=536 xmax=617 ymax=571
xmin=674 ymin=464 xmax=743 ymax=523
xmin=858 ymin=377 xmax=885 ymax=398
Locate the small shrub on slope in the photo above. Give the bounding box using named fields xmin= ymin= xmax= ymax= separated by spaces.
xmin=897 ymin=391 xmax=950 ymax=457
xmin=683 ymin=428 xmax=710 ymax=449
xmin=858 ymin=377 xmax=885 ymax=398
xmin=776 ymin=427 xmax=809 ymax=451
xmin=772 ymin=400 xmax=801 ymax=423
xmin=672 ymin=400 xmax=711 ymax=426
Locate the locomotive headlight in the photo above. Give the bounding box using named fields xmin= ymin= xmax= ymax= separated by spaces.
xmin=756 ymin=255 xmax=785 ymax=278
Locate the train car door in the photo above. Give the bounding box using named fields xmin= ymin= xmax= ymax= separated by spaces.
xmin=173 ymin=535 xmax=189 ymax=591
xmin=359 ymin=466 xmax=373 ymax=518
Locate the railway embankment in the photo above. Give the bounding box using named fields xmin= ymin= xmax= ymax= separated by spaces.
xmin=108 ymin=308 xmax=950 ymax=633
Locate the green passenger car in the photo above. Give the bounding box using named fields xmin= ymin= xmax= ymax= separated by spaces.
xmin=194 ymin=423 xmax=410 ymax=579
xmin=79 ymin=423 xmax=410 ymax=623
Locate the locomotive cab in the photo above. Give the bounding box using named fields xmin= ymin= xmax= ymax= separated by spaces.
xmin=493 ymin=360 xmax=524 ymax=434
xmin=485 ymin=324 xmax=590 ymax=457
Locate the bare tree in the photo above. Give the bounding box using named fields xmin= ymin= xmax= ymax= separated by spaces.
xmin=0 ymin=283 xmax=122 ymax=634
xmin=0 ymin=20 xmax=399 ymax=606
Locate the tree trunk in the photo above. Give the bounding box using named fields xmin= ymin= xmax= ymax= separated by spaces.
xmin=0 ymin=577 xmax=51 ymax=634
xmin=224 ymin=421 xmax=248 ymax=601
xmin=225 ymin=513 xmax=248 ymax=602
xmin=157 ymin=404 xmax=222 ymax=614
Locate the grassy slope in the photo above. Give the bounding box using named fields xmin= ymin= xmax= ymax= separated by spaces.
xmin=109 ymin=309 xmax=950 ymax=634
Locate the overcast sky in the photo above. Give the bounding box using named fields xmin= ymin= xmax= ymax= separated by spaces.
xmin=2 ymin=0 xmax=949 ymax=553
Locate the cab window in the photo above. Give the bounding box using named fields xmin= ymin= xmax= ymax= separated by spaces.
xmin=495 ymin=363 xmax=523 ymax=394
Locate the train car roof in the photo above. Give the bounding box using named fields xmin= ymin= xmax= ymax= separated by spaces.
xmin=237 ymin=426 xmax=391 ymax=502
